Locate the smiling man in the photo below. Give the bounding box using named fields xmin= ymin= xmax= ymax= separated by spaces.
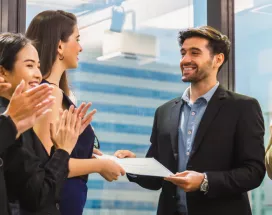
xmin=123 ymin=26 xmax=265 ymax=215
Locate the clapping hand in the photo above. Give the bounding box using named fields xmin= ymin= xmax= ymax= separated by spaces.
xmin=5 ymin=80 xmax=55 ymax=137
xmin=77 ymin=102 xmax=97 ymax=134
xmin=50 ymin=105 xmax=82 ymax=154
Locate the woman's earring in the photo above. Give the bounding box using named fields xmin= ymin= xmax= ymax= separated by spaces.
xmin=59 ymin=54 xmax=64 ymax=60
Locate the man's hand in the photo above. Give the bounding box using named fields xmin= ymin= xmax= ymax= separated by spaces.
xmin=50 ymin=105 xmax=82 ymax=154
xmin=164 ymin=171 xmax=204 ymax=192
xmin=0 ymin=77 xmax=11 ymax=93
xmin=114 ymin=150 xmax=136 ymax=158
xmin=4 ymin=80 xmax=55 ymax=137
xmin=77 ymin=102 xmax=97 ymax=134
xmin=92 ymin=148 xmax=103 ymax=158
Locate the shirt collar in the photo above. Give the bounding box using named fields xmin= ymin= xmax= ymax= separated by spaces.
xmin=181 ymin=82 xmax=219 ymax=104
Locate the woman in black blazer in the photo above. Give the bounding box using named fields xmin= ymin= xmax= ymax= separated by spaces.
xmin=0 ymin=32 xmax=83 ymax=215
xmin=0 ymin=55 xmax=55 ymax=214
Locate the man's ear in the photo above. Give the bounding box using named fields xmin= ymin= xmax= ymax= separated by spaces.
xmin=214 ymin=53 xmax=224 ymax=69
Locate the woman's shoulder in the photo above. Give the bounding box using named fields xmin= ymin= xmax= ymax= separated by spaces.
xmin=41 ymin=79 xmax=63 ymax=100
xmin=51 ymin=86 xmax=63 ymax=100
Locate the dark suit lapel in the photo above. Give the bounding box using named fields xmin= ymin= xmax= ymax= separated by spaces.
xmin=190 ymin=85 xmax=228 ymax=158
xmin=169 ymin=97 xmax=183 ymax=161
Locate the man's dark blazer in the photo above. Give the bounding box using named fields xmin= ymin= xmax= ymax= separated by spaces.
xmin=0 ymin=113 xmax=17 ymax=215
xmin=0 ymin=97 xmax=70 ymax=215
xmin=128 ymin=85 xmax=265 ymax=215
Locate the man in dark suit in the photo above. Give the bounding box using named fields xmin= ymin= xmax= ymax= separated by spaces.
xmin=115 ymin=26 xmax=265 ymax=215
xmin=0 ymin=79 xmax=54 ymax=215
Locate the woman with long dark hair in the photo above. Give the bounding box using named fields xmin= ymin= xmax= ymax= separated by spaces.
xmin=26 ymin=10 xmax=125 ymax=215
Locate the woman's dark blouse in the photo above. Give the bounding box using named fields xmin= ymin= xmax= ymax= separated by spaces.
xmin=0 ymin=108 xmax=17 ymax=215
xmin=41 ymin=80 xmax=95 ymax=215
xmin=0 ymin=97 xmax=70 ymax=215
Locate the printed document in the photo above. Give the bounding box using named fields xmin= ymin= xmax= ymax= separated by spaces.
xmin=93 ymin=154 xmax=173 ymax=177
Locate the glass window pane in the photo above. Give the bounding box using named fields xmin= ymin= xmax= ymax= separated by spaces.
xmin=235 ymin=1 xmax=272 ymax=214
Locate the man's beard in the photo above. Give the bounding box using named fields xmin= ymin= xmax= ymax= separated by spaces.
xmin=181 ymin=61 xmax=212 ymax=83
xmin=182 ymin=68 xmax=207 ymax=83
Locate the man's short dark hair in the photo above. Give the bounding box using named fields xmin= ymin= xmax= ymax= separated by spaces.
xmin=178 ymin=26 xmax=231 ymax=72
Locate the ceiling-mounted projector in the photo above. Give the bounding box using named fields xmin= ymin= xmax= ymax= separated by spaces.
xmin=97 ymin=30 xmax=158 ymax=64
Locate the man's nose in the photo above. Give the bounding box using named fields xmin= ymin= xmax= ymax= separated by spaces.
xmin=181 ymin=53 xmax=192 ymax=64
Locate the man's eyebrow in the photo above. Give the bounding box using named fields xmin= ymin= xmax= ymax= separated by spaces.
xmin=181 ymin=47 xmax=202 ymax=52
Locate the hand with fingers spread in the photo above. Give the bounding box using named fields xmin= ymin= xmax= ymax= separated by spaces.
xmin=4 ymin=80 xmax=55 ymax=137
xmin=164 ymin=171 xmax=205 ymax=192
xmin=0 ymin=77 xmax=11 ymax=93
xmin=114 ymin=150 xmax=136 ymax=158
xmin=98 ymin=159 xmax=126 ymax=182
xmin=50 ymin=105 xmax=82 ymax=154
xmin=76 ymin=102 xmax=97 ymax=134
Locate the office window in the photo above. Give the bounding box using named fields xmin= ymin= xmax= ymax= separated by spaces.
xmin=26 ymin=0 xmax=207 ymax=214
xmin=235 ymin=0 xmax=272 ymax=214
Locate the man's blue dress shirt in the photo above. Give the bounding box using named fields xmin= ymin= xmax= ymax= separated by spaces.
xmin=177 ymin=82 xmax=219 ymax=213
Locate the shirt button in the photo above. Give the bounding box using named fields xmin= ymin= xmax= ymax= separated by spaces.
xmin=191 ymin=111 xmax=196 ymax=116
xmin=0 ymin=158 xmax=3 ymax=167
xmin=188 ymin=130 xmax=192 ymax=135
xmin=186 ymin=152 xmax=190 ymax=156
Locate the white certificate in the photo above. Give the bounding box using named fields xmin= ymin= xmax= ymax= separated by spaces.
xmin=93 ymin=154 xmax=174 ymax=177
